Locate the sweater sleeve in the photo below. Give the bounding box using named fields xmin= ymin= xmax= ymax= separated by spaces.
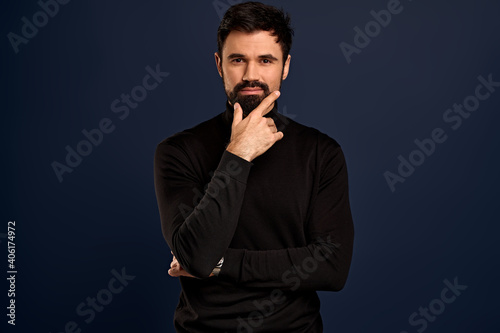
xmin=218 ymin=144 xmax=354 ymax=292
xmin=154 ymin=140 xmax=252 ymax=278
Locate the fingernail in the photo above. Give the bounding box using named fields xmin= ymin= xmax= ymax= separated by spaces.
xmin=274 ymin=91 xmax=280 ymax=96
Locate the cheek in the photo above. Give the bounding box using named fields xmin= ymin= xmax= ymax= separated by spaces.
xmin=264 ymin=69 xmax=284 ymax=88
xmin=265 ymin=77 xmax=282 ymax=90
xmin=222 ymin=68 xmax=239 ymax=89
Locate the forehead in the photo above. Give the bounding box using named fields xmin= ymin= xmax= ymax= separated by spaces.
xmin=223 ymin=30 xmax=283 ymax=58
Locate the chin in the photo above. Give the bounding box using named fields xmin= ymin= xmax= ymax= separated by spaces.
xmin=236 ymin=95 xmax=264 ymax=116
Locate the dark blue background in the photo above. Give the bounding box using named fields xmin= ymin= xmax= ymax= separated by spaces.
xmin=3 ymin=0 xmax=499 ymax=332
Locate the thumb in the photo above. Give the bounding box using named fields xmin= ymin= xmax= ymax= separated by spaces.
xmin=232 ymin=102 xmax=243 ymax=127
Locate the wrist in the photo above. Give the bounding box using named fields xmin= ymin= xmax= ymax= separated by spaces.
xmin=211 ymin=257 xmax=224 ymax=277
xmin=226 ymin=143 xmax=253 ymax=162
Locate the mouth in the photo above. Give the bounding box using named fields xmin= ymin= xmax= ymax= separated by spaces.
xmin=239 ymin=88 xmax=264 ymax=95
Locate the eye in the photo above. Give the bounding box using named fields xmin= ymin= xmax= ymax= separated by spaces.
xmin=232 ymin=58 xmax=243 ymax=63
xmin=262 ymin=59 xmax=271 ymax=64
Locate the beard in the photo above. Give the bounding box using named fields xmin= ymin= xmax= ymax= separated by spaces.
xmin=222 ymin=71 xmax=282 ymax=117
xmin=227 ymin=80 xmax=271 ymax=117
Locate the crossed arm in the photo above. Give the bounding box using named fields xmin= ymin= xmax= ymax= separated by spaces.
xmin=155 ymin=139 xmax=354 ymax=292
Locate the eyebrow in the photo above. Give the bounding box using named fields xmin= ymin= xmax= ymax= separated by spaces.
xmin=227 ymin=53 xmax=279 ymax=61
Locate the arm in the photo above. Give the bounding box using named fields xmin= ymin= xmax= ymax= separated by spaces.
xmin=154 ymin=143 xmax=252 ymax=278
xmin=155 ymin=92 xmax=282 ymax=278
xmin=218 ymin=143 xmax=354 ymax=292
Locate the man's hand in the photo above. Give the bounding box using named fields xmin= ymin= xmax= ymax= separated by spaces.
xmin=168 ymin=255 xmax=195 ymax=278
xmin=168 ymin=252 xmax=214 ymax=278
xmin=226 ymin=91 xmax=284 ymax=162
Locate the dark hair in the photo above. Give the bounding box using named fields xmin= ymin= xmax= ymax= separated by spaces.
xmin=217 ymin=1 xmax=294 ymax=64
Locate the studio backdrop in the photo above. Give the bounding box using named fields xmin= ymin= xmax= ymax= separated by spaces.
xmin=2 ymin=0 xmax=500 ymax=332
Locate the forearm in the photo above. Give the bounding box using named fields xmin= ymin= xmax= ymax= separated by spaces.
xmin=155 ymin=144 xmax=252 ymax=278
xmin=218 ymin=142 xmax=354 ymax=291
xmin=219 ymin=231 xmax=353 ymax=291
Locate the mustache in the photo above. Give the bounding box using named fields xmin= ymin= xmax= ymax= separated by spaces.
xmin=233 ymin=81 xmax=270 ymax=94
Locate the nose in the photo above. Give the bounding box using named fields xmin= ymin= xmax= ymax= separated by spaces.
xmin=242 ymin=61 xmax=260 ymax=82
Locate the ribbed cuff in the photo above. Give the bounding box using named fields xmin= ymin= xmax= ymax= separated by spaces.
xmin=216 ymin=150 xmax=253 ymax=184
xmin=218 ymin=248 xmax=245 ymax=283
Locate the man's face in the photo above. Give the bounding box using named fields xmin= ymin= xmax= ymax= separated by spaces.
xmin=215 ymin=30 xmax=291 ymax=116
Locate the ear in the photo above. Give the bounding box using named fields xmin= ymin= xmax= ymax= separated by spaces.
xmin=282 ymin=54 xmax=291 ymax=80
xmin=214 ymin=52 xmax=223 ymax=77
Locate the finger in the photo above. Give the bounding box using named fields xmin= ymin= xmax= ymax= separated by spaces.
xmin=267 ymin=120 xmax=277 ymax=130
xmin=232 ymin=103 xmax=243 ymax=127
xmin=252 ymin=91 xmax=280 ymax=117
xmin=274 ymin=131 xmax=284 ymax=141
xmin=266 ymin=119 xmax=278 ymax=133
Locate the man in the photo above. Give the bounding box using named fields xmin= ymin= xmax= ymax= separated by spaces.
xmin=154 ymin=2 xmax=354 ymax=332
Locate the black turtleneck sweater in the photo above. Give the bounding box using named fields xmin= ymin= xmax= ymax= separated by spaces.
xmin=154 ymin=101 xmax=354 ymax=333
